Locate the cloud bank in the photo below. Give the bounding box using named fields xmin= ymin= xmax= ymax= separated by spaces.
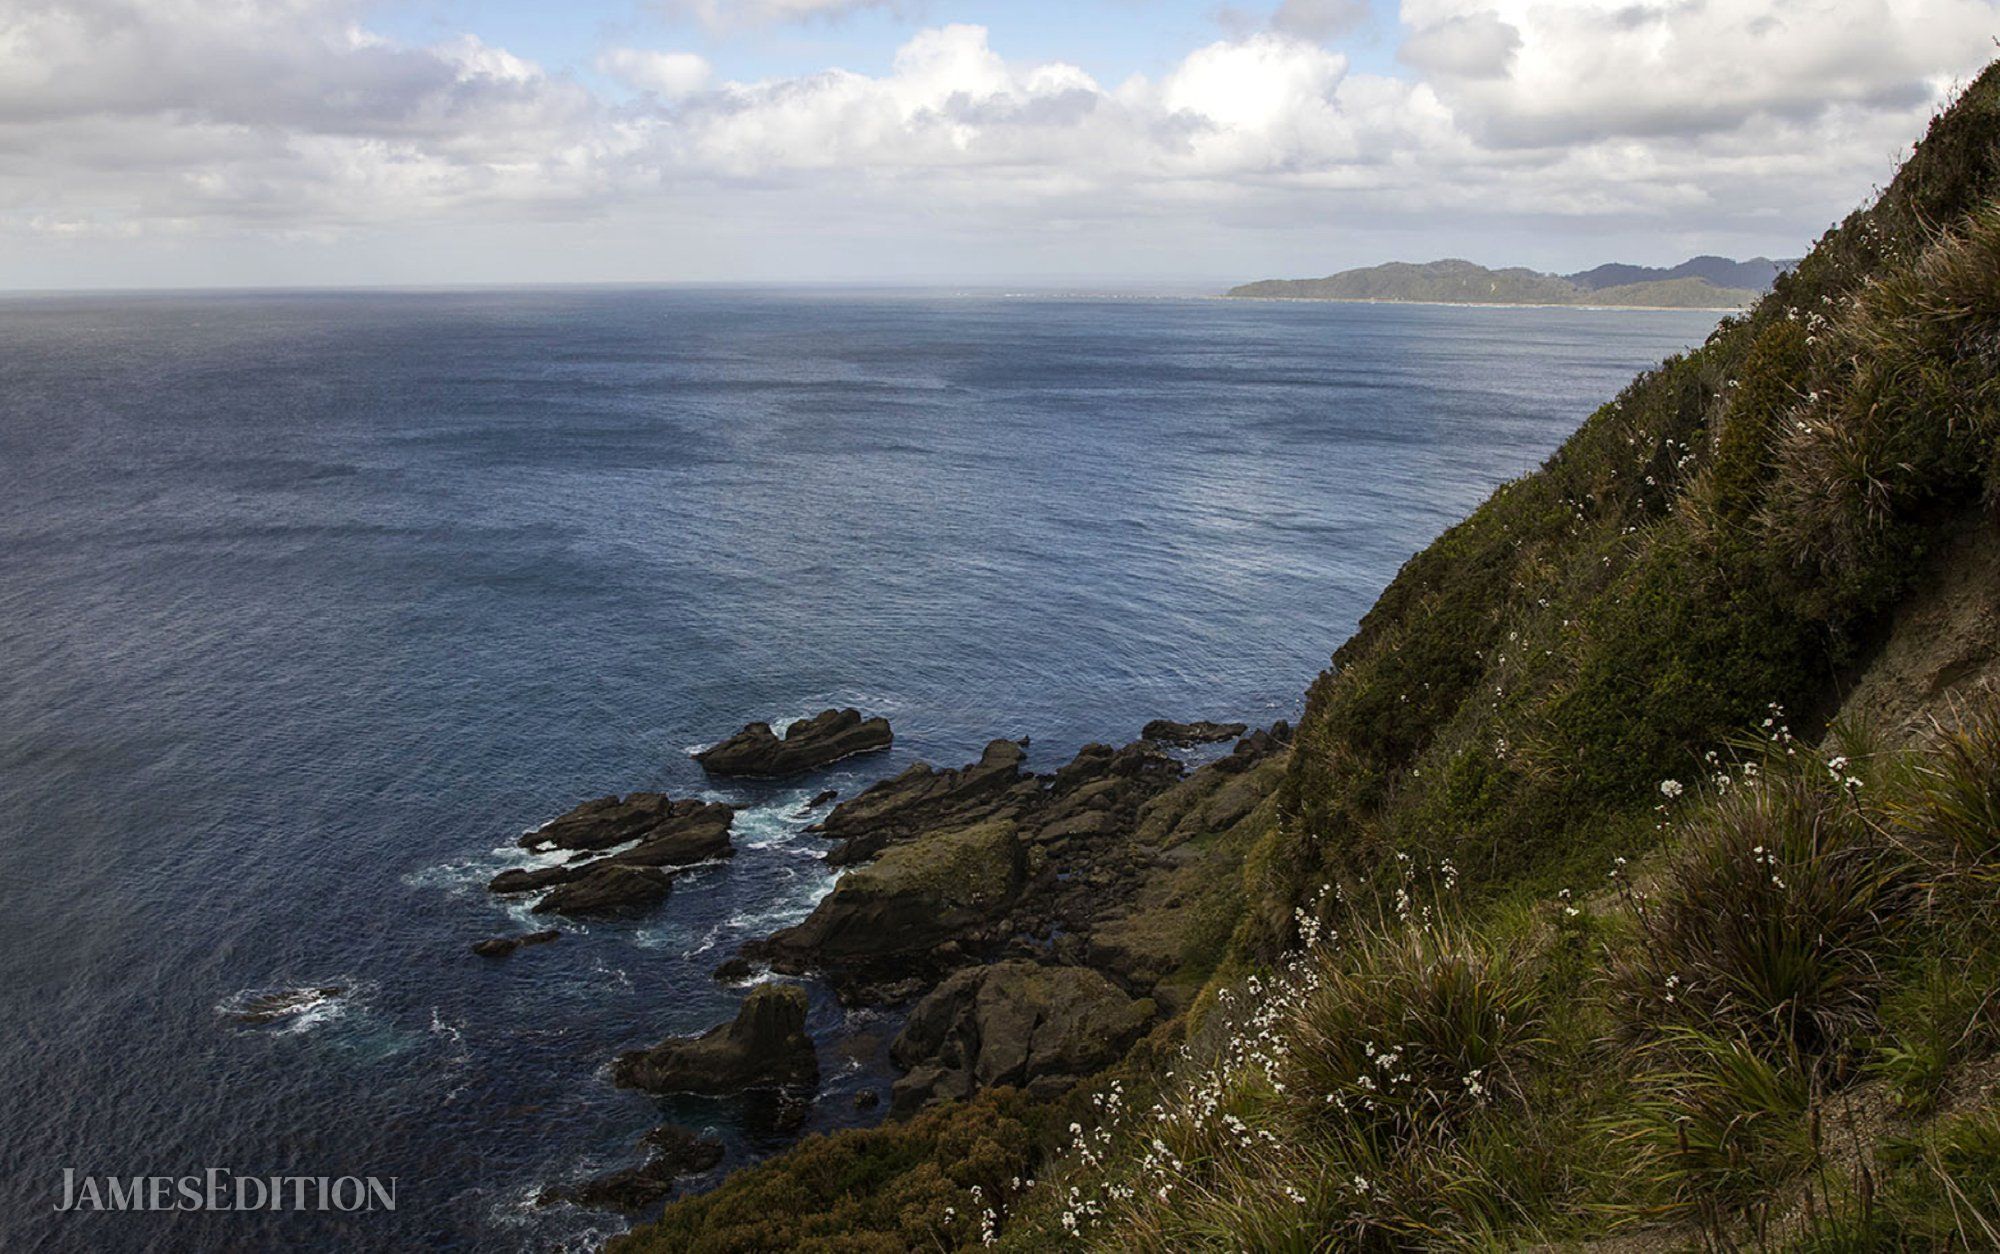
xmin=3 ymin=0 xmax=1996 ymax=282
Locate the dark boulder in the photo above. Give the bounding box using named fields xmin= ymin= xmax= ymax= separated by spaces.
xmin=804 ymin=789 xmax=839 ymax=810
xmin=1141 ymin=719 xmax=1248 ymax=745
xmin=615 ymin=803 xmax=735 ymax=868
xmin=532 ymin=864 xmax=672 ymax=916
xmin=520 ymin=793 xmax=664 ymax=852
xmin=487 ymin=864 xmax=577 ymax=895
xmin=712 ymin=957 xmax=755 ymax=983
xmin=613 ymin=983 xmax=819 ymax=1094
xmin=694 ymin=709 xmax=891 ymax=778
xmin=494 ymin=797 xmax=733 ymax=905
xmin=1211 ymin=720 xmax=1295 ymax=774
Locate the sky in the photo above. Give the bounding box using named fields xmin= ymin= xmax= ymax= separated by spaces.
xmin=5 ymin=0 xmax=1999 ymax=289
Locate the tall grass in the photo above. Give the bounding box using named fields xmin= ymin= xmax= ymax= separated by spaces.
xmin=1612 ymin=747 xmax=1911 ymax=1059
xmin=1891 ymin=695 xmax=2000 ymax=873
xmin=1612 ymin=1027 xmax=1815 ymax=1214
xmin=1286 ymin=920 xmax=1545 ymax=1146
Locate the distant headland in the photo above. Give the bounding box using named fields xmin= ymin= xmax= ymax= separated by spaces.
xmin=1225 ymin=254 xmax=1793 ymax=309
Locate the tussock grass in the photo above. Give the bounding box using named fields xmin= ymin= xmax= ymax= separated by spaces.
xmin=1610 ymin=1028 xmax=1816 ymax=1211
xmin=1892 ymin=695 xmax=2000 ymax=871
xmin=1612 ymin=748 xmax=1913 ymax=1059
xmin=1286 ymin=918 xmax=1545 ymax=1146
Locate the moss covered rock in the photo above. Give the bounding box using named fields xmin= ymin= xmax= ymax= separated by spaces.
xmin=888 ymin=961 xmax=1155 ymax=1114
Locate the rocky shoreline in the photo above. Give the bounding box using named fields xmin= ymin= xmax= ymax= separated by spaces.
xmin=485 ymin=707 xmax=1291 ymax=1214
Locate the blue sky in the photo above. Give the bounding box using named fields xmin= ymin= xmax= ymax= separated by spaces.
xmin=3 ymin=0 xmax=1996 ymax=288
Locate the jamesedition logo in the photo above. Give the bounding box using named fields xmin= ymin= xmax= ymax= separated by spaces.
xmin=55 ymin=1169 xmax=396 ymax=1213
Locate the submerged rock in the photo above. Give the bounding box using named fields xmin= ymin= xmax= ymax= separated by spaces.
xmin=539 ymin=1124 xmax=725 ymax=1211
xmin=711 ymin=957 xmax=755 ymax=983
xmin=889 ymin=962 xmax=1155 ymax=1114
xmin=230 ymin=986 xmax=346 ymax=1025
xmin=695 ymin=708 xmax=892 ymax=778
xmin=613 ymin=983 xmax=819 ymax=1095
xmin=1141 ymin=718 xmax=1248 ymax=745
xmin=531 ymin=864 xmax=672 ymax=916
xmin=471 ymin=929 xmax=560 ymax=958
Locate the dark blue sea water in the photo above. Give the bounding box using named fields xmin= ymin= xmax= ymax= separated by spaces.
xmin=0 ymin=289 xmax=1722 ymax=1251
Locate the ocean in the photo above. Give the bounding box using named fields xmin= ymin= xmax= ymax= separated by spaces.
xmin=0 ymin=288 xmax=1723 ymax=1250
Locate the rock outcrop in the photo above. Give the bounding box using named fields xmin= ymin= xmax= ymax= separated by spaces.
xmin=488 ymin=794 xmax=734 ymax=916
xmin=888 ymin=962 xmax=1156 ymax=1114
xmin=613 ymin=983 xmax=819 ymax=1095
xmin=695 ymin=709 xmax=892 ymax=778
xmin=815 ymin=738 xmax=1029 ymax=865
xmin=539 ymin=1124 xmax=725 ymax=1211
xmin=516 ymin=794 xmax=735 ymax=857
xmin=756 ymin=819 xmax=1022 ymax=996
xmin=740 ymin=725 xmax=1293 ymax=1005
xmin=531 ymin=864 xmax=673 ymax=917
xmin=1140 ymin=718 xmax=1247 ymax=745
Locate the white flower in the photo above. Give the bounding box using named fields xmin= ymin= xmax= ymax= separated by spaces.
xmin=1659 ymin=779 xmax=1684 ymax=800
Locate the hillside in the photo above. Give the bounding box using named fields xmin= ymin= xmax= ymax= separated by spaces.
xmin=1567 ymin=253 xmax=1793 ymax=292
xmin=619 ymin=60 xmax=2000 ymax=1252
xmin=1227 ymin=256 xmax=1767 ymax=308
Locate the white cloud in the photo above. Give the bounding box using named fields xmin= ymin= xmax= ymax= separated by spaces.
xmin=599 ymin=48 xmax=714 ymax=97
xmin=1399 ymin=0 xmax=2000 ymax=146
xmin=1399 ymin=11 xmax=1520 ymax=79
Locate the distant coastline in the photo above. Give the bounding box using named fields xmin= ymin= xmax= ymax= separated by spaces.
xmin=1213 ymin=294 xmax=1751 ymax=312
xmin=1223 ymin=254 xmax=1787 ymax=310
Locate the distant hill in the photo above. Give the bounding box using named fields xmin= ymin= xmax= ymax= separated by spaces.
xmin=1225 ymin=255 xmax=1785 ymax=308
xmin=1565 ymin=254 xmax=1793 ymax=292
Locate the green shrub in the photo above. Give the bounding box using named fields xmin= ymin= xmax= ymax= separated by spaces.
xmin=611 ymin=1091 xmax=1040 ymax=1253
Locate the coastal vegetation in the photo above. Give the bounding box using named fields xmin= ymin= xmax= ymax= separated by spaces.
xmin=616 ymin=57 xmax=2000 ymax=1252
